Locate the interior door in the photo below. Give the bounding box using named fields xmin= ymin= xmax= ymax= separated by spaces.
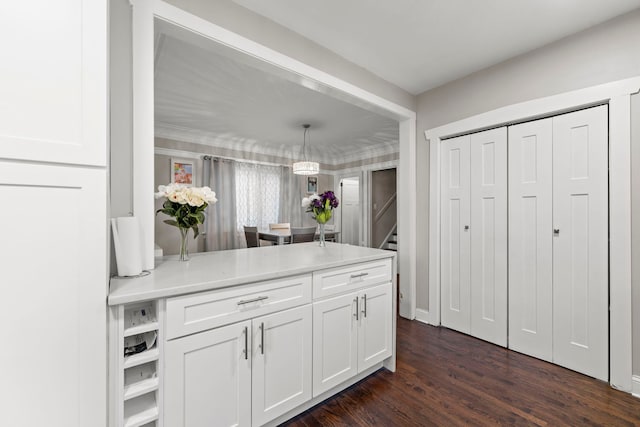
xmin=340 ymin=177 xmax=361 ymax=245
xmin=469 ymin=128 xmax=508 ymax=346
xmin=552 ymin=105 xmax=609 ymax=381
xmin=252 ymin=305 xmax=312 ymax=427
xmin=508 ymin=118 xmax=554 ymax=361
xmin=440 ymin=135 xmax=471 ymax=334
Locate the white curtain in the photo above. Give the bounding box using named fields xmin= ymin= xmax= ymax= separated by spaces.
xmin=279 ymin=166 xmax=305 ymax=227
xmin=235 ymin=162 xmax=281 ymax=232
xmin=204 ymin=157 xmax=243 ymax=251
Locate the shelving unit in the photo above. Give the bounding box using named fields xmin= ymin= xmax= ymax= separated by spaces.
xmin=110 ymin=301 xmax=163 ymax=427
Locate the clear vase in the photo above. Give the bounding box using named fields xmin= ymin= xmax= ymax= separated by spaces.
xmin=178 ymin=227 xmax=189 ymax=261
xmin=318 ymin=223 xmax=326 ymax=247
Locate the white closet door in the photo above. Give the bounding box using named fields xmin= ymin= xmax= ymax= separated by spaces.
xmin=552 ymin=106 xmax=608 ymax=381
xmin=508 ymin=118 xmax=554 ymax=361
xmin=470 ymin=128 xmax=508 ymax=346
xmin=440 ymin=135 xmax=471 ymax=334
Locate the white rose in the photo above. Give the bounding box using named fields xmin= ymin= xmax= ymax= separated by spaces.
xmin=201 ymin=187 xmax=218 ymax=204
xmin=301 ymin=197 xmax=311 ymax=208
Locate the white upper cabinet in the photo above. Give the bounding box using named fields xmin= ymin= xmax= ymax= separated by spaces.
xmin=0 ymin=0 xmax=107 ymax=166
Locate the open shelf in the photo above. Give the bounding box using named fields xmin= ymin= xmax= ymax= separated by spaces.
xmin=123 ymin=347 xmax=159 ymax=369
xmin=124 ymin=321 xmax=159 ymax=338
xmin=124 ymin=377 xmax=159 ymax=401
xmin=124 ymin=394 xmax=159 ymax=427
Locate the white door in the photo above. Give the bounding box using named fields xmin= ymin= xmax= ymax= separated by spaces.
xmin=0 ymin=162 xmax=106 ymax=427
xmin=312 ymin=292 xmax=359 ymax=397
xmin=358 ymin=283 xmax=393 ymax=371
xmin=252 ymin=305 xmax=312 ymax=427
xmin=552 ymin=106 xmax=608 ymax=381
xmin=340 ymin=177 xmax=361 ymax=245
xmin=440 ymin=134 xmax=471 ymax=334
xmin=469 ymin=128 xmax=508 ymax=346
xmin=165 ymin=321 xmax=252 ymax=427
xmin=508 ymin=118 xmax=554 ymax=361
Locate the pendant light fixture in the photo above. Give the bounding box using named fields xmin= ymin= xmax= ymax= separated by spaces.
xmin=293 ymin=124 xmax=319 ymax=175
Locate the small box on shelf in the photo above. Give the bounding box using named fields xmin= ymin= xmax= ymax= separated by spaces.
xmin=124 ymin=304 xmax=158 ymax=337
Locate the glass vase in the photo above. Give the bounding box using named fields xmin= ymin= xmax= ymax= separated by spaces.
xmin=178 ymin=227 xmax=189 ymax=261
xmin=318 ymin=223 xmax=326 ymax=247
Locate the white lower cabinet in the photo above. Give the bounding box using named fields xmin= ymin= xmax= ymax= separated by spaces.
xmin=165 ymin=305 xmax=312 ymax=427
xmin=313 ymin=282 xmax=392 ymax=397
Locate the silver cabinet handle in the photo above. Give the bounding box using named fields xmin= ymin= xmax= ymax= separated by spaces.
xmin=260 ymin=322 xmax=265 ymax=355
xmin=354 ymin=297 xmax=359 ymax=320
xmin=243 ymin=326 xmax=248 ymax=360
xmin=350 ymin=272 xmax=369 ymax=279
xmin=553 ymin=228 xmax=560 ymax=235
xmin=237 ymin=295 xmax=269 ymax=305
xmin=362 ymin=294 xmax=367 ymax=318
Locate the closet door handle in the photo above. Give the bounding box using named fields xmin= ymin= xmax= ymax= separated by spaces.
xmin=553 ymin=228 xmax=560 ymax=236
xmin=464 ymin=225 xmax=469 ymax=231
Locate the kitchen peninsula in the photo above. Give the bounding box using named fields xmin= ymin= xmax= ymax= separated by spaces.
xmin=109 ymin=242 xmax=396 ymax=427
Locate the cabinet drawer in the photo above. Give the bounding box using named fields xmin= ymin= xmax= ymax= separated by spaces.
xmin=312 ymin=259 xmax=392 ymax=299
xmin=166 ymin=274 xmax=311 ymax=340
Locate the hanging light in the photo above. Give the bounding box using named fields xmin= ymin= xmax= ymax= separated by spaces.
xmin=293 ymin=124 xmax=319 ymax=175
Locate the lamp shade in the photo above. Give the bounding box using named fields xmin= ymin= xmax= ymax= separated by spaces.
xmin=292 ymin=161 xmax=319 ymax=175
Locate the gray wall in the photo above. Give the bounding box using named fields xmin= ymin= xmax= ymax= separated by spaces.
xmin=415 ymin=9 xmax=640 ymax=311
xmin=164 ymin=0 xmax=415 ymax=111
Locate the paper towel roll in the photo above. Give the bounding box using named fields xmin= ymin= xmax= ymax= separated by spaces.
xmin=111 ymin=216 xmax=144 ymax=277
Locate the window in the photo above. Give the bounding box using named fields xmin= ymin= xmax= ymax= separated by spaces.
xmin=235 ymin=162 xmax=281 ymax=231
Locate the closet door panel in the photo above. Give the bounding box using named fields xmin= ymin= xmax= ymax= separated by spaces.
xmin=552 ymin=105 xmax=608 ymax=381
xmin=440 ymin=135 xmax=471 ymax=334
xmin=470 ymin=128 xmax=507 ymax=346
xmin=508 ymin=119 xmax=553 ymax=361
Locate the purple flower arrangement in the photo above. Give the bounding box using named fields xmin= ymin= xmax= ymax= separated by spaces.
xmin=302 ymin=190 xmax=340 ymax=224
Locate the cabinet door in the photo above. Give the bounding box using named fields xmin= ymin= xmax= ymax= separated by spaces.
xmin=440 ymin=134 xmax=471 ymax=334
xmin=0 ymin=0 xmax=107 ymax=166
xmin=0 ymin=161 xmax=106 ymax=427
xmin=508 ymin=119 xmax=554 ymax=362
xmin=312 ymin=292 xmax=358 ymax=397
xmin=252 ymin=305 xmax=312 ymax=427
xmin=470 ymin=128 xmax=508 ymax=347
xmin=552 ymin=106 xmax=608 ymax=381
xmin=165 ymin=321 xmax=251 ymax=427
xmin=358 ymin=283 xmax=392 ymax=371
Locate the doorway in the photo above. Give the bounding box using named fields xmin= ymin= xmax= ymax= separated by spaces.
xmin=339 ymin=177 xmax=361 ymax=245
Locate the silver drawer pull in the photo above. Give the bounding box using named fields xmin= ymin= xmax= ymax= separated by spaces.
xmin=237 ymin=295 xmax=269 ymax=305
xmin=350 ymin=272 xmax=369 ymax=279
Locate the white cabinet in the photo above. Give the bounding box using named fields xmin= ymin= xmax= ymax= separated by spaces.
xmin=440 ymin=127 xmax=508 ymax=346
xmin=313 ymin=282 xmax=392 ymax=397
xmin=0 ymin=0 xmax=107 ymax=166
xmin=164 ymin=275 xmax=313 ymax=427
xmin=252 ymin=306 xmax=312 ymax=426
xmin=508 ymin=105 xmax=608 ymax=380
xmin=165 ymin=320 xmax=251 ymax=427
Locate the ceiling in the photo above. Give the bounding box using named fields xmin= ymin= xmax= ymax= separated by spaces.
xmin=154 ymin=33 xmax=400 ymax=165
xmin=155 ymin=1 xmax=640 ymax=165
xmin=233 ymin=0 xmax=640 ymax=94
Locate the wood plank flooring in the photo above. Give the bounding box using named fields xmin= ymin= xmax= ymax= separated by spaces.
xmin=282 ymin=318 xmax=640 ymax=426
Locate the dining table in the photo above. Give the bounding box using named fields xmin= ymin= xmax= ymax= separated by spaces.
xmin=258 ymin=228 xmax=341 ymax=245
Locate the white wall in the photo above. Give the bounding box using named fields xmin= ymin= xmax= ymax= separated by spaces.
xmin=632 ymin=93 xmax=640 ymax=375
xmin=415 ymin=9 xmax=640 ymax=375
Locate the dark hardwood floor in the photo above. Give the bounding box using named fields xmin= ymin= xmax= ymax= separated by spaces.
xmin=282 ymin=318 xmax=640 ymax=426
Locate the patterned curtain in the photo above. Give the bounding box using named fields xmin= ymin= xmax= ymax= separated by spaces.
xmin=234 ymin=162 xmax=281 ymax=233
xmin=279 ymin=166 xmax=305 ymax=227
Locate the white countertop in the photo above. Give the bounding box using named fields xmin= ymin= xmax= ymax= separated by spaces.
xmin=108 ymin=242 xmax=395 ymax=306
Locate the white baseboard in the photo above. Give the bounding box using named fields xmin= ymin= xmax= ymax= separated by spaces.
xmin=633 ymin=375 xmax=640 ymax=398
xmin=415 ymin=308 xmax=431 ymax=325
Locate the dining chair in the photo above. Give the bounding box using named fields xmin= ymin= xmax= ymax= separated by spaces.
xmin=291 ymin=226 xmax=317 ymax=243
xmin=243 ymin=225 xmax=260 ymax=248
xmin=269 ymin=222 xmax=291 ymax=230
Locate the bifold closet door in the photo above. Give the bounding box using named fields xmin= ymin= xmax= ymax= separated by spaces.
xmin=552 ymin=105 xmax=608 ymax=381
xmin=469 ymin=128 xmax=507 ymax=347
xmin=440 ymin=135 xmax=471 ymax=334
xmin=508 ymin=118 xmax=554 ymax=362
